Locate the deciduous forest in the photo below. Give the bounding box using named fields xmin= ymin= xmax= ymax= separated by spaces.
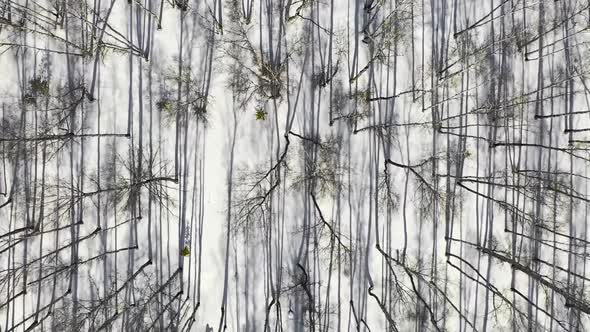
xmin=1 ymin=0 xmax=590 ymax=330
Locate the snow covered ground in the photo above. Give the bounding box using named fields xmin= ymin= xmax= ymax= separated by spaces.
xmin=1 ymin=0 xmax=590 ymax=331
